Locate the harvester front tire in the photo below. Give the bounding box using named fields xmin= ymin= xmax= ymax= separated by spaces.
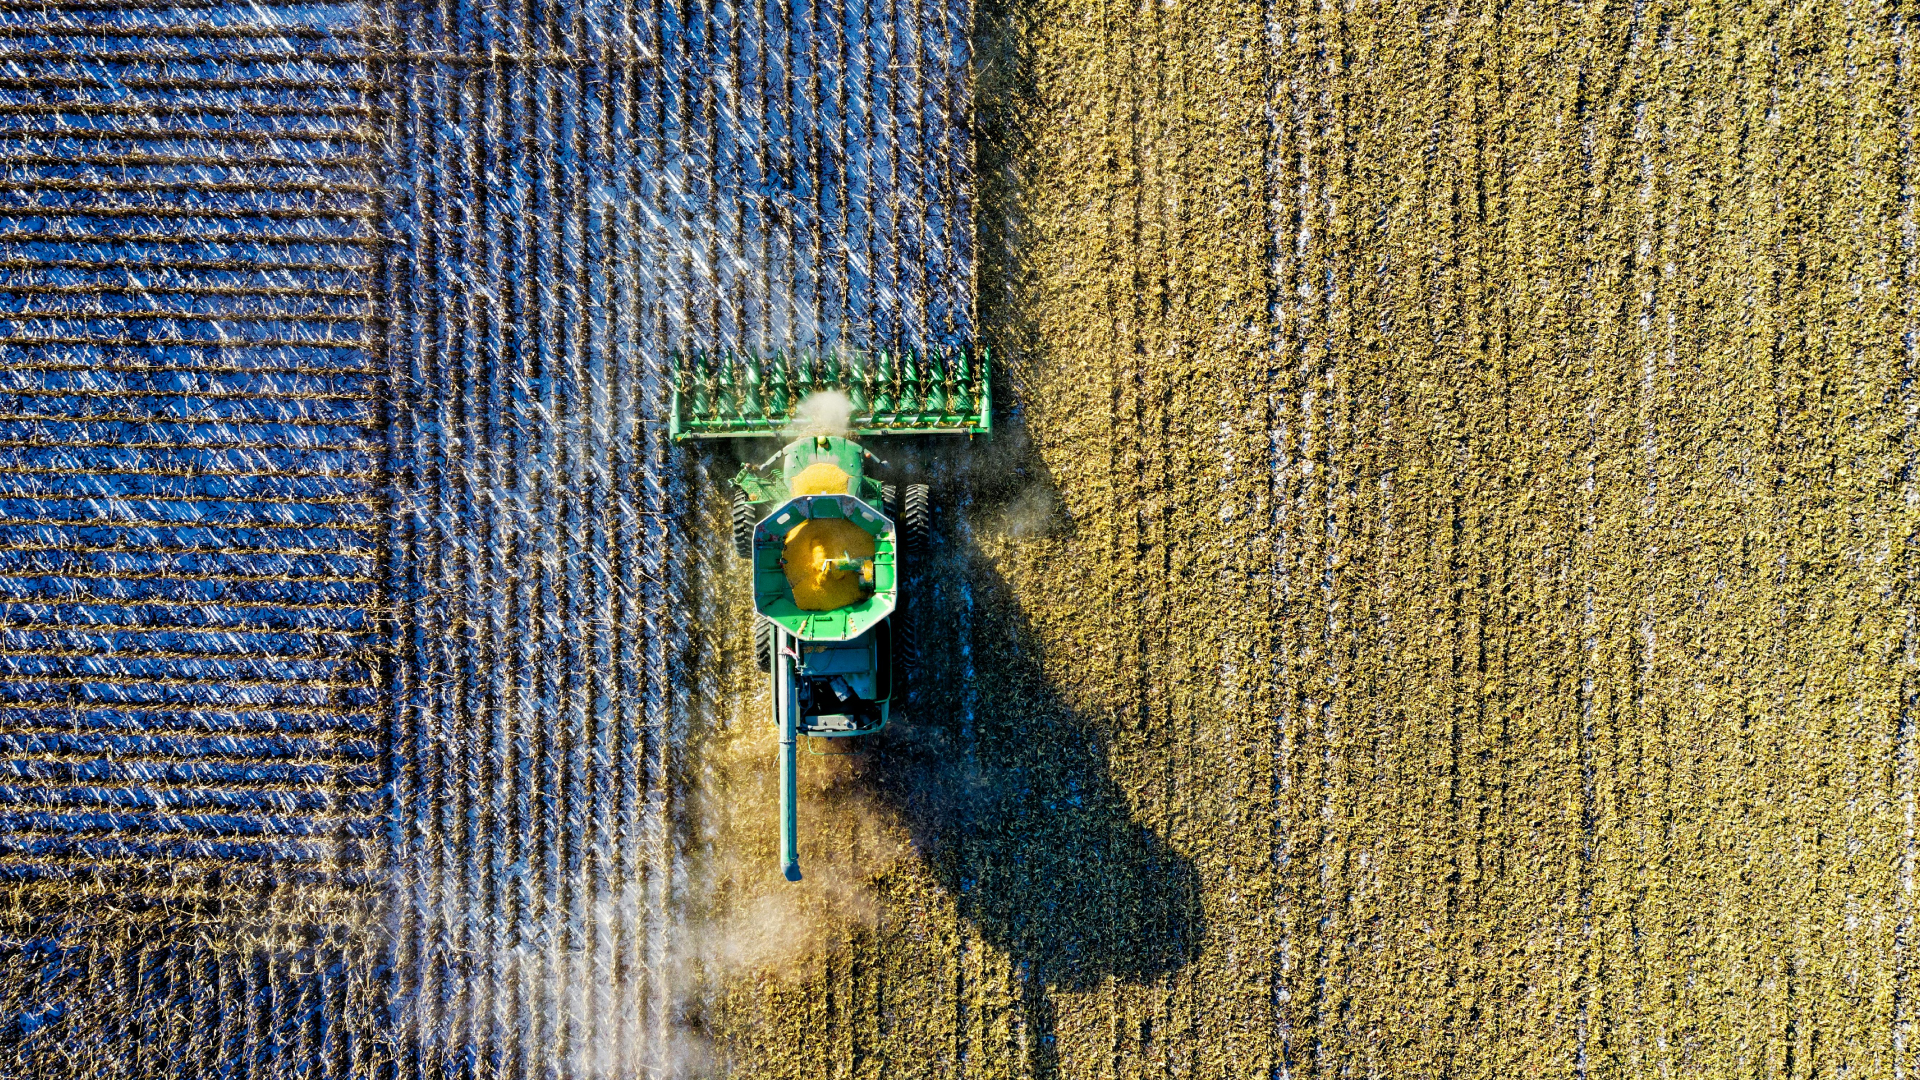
xmin=902 ymin=484 xmax=931 ymax=558
xmin=754 ymin=618 xmax=773 ymax=674
xmin=731 ymin=492 xmax=756 ymax=559
xmin=882 ymin=483 xmax=898 ymax=520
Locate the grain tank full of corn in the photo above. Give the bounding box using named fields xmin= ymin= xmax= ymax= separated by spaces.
xmin=671 ymin=348 xmax=989 ymax=882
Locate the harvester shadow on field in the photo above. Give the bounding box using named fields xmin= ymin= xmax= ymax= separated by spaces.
xmin=873 ymin=558 xmax=1204 ymax=986
xmin=858 ymin=425 xmax=1204 ymax=1062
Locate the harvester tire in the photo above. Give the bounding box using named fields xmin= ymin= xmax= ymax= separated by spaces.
xmin=902 ymin=484 xmax=931 ymax=558
xmin=754 ymin=618 xmax=772 ymax=674
xmin=882 ymin=483 xmax=898 ymax=519
xmin=887 ymin=611 xmax=917 ymax=691
xmin=898 ymin=614 xmax=921 ymax=672
xmin=731 ymin=492 xmax=756 ymax=559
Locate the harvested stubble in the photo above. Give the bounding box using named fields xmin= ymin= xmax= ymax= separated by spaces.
xmin=0 ymin=1 xmax=389 ymax=1074
xmin=0 ymin=0 xmax=974 ymax=1072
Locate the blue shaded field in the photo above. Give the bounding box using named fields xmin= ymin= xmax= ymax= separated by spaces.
xmin=0 ymin=0 xmax=972 ymax=1073
xmin=0 ymin=0 xmax=382 ymax=903
xmin=0 ymin=3 xmax=388 ymax=1072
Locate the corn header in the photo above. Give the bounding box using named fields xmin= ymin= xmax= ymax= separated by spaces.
xmin=669 ymin=346 xmax=990 ymax=438
xmin=672 ymin=347 xmax=988 ymax=882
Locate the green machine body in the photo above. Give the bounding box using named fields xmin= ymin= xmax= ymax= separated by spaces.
xmin=673 ymin=349 xmax=974 ymax=883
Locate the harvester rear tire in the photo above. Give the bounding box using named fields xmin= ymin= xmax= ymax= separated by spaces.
xmin=731 ymin=492 xmax=756 ymax=560
xmin=894 ymin=615 xmax=919 ymax=689
xmin=754 ymin=618 xmax=772 ymax=674
xmin=902 ymin=484 xmax=931 ymax=558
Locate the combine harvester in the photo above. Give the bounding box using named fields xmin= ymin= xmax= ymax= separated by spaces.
xmin=672 ymin=348 xmax=990 ymax=881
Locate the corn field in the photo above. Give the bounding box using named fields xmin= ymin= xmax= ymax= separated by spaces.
xmin=0 ymin=0 xmax=1910 ymax=1076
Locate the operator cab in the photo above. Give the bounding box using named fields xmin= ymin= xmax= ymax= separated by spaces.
xmin=792 ymin=623 xmax=892 ymax=735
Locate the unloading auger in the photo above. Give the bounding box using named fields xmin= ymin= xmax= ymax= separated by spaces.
xmin=671 ymin=347 xmax=989 ymax=882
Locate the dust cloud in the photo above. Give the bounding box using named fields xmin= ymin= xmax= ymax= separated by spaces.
xmin=982 ymin=481 xmax=1067 ymax=540
xmin=403 ymin=799 xmax=894 ymax=1078
xmin=784 ymin=389 xmax=856 ymax=437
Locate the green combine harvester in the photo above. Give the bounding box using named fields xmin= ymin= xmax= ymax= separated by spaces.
xmin=671 ymin=347 xmax=989 ymax=881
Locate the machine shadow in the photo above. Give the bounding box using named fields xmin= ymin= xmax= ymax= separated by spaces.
xmin=857 ymin=439 xmax=1204 ymax=999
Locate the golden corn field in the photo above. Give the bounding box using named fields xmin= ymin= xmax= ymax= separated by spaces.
xmin=693 ymin=0 xmax=1920 ymax=1075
